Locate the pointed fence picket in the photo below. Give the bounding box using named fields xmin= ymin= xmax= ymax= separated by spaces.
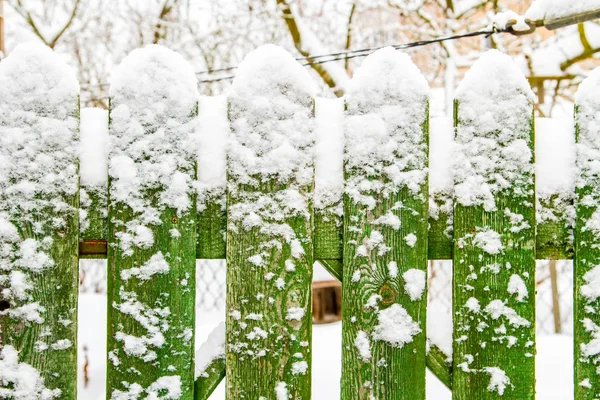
xmin=574 ymin=69 xmax=600 ymax=400
xmin=452 ymin=50 xmax=536 ymax=399
xmin=340 ymin=48 xmax=429 ymax=399
xmin=1 ymin=41 xmax=600 ymax=400
xmin=225 ymin=45 xmax=315 ymax=399
xmin=0 ymin=43 xmax=80 ymax=398
xmin=105 ymin=46 xmax=197 ymax=398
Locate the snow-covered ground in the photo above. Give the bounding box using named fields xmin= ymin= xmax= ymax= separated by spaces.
xmin=79 ymin=293 xmax=574 ymax=400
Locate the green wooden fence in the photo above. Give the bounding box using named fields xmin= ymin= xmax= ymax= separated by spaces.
xmin=0 ymin=41 xmax=599 ymax=399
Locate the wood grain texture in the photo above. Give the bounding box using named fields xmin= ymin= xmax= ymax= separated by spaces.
xmin=107 ymin=205 xmax=197 ymax=397
xmin=341 ymin=176 xmax=429 ymax=400
xmin=314 ymin=211 xmax=343 ymax=260
xmin=194 ymin=358 xmax=226 ymax=400
xmin=79 ymin=188 xmax=107 ymax=257
xmin=226 ymin=186 xmax=313 ymax=399
xmin=197 ymin=199 xmax=226 ymax=259
xmin=0 ymin=100 xmax=79 ymax=397
xmin=0 ymin=198 xmax=79 ymax=398
xmin=106 ymin=97 xmax=197 ymax=397
xmin=452 ymin=102 xmax=536 ymax=400
xmin=79 ymin=196 xmax=577 ymax=261
xmin=225 ymin=52 xmax=314 ymax=398
xmin=536 ymin=195 xmax=574 ymax=260
xmin=427 ymin=343 xmax=452 ymax=389
xmin=574 ymin=102 xmax=600 ymax=399
xmin=341 ymin=58 xmax=429 ymax=397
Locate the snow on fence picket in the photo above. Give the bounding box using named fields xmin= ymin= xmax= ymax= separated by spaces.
xmin=0 ymin=43 xmax=80 ymax=399
xmin=452 ymin=50 xmax=536 ymax=399
xmin=341 ymin=48 xmax=429 ymax=399
xmin=0 ymin=41 xmax=598 ymax=400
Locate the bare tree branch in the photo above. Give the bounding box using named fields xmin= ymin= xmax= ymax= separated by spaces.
xmin=560 ymin=23 xmax=600 ymax=70
xmin=10 ymin=0 xmax=81 ymax=48
xmin=344 ymin=2 xmax=356 ymax=73
xmin=276 ymin=0 xmax=348 ymax=97
xmin=48 ymin=0 xmax=81 ymax=48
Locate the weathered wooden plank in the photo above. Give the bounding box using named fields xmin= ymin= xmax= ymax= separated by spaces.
xmin=0 ymin=43 xmax=80 ymax=398
xmin=196 ymin=95 xmax=227 ymax=259
xmin=319 ymin=259 xmax=343 ymax=282
xmin=427 ymin=342 xmax=453 ymax=389
xmin=192 ymin=341 xmax=453 ymax=400
xmin=194 ymin=358 xmax=225 ymax=400
xmin=106 ymin=46 xmax=197 ymax=398
xmin=226 ymin=45 xmax=314 ymax=399
xmin=452 ymin=50 xmax=536 ymax=399
xmin=341 ymin=48 xmax=429 ymax=400
xmin=429 ymin=192 xmax=454 ymax=260
xmin=194 ymin=322 xmax=226 ymax=400
xmin=574 ymin=68 xmax=600 ymax=399
xmin=197 ymin=201 xmax=226 ymax=259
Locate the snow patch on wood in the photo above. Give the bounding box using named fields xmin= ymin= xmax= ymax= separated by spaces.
xmin=454 ymin=50 xmax=534 ymax=212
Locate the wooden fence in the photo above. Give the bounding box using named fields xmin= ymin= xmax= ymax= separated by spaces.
xmin=0 ymin=40 xmax=599 ymax=400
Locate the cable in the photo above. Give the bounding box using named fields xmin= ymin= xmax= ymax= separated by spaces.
xmin=195 ymin=28 xmax=497 ymax=76
xmin=80 ymin=27 xmax=504 ymax=97
xmin=195 ymin=28 xmax=499 ymax=83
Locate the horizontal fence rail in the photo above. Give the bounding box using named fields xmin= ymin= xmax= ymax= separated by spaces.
xmin=0 ymin=40 xmax=598 ymax=400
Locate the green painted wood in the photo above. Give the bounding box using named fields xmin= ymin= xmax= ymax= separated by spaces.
xmin=0 ymin=44 xmax=80 ymax=398
xmin=318 ymin=259 xmax=343 ymax=282
xmin=341 ymin=49 xmax=429 ymax=400
xmin=427 ymin=343 xmax=453 ymax=389
xmin=428 ymin=192 xmax=454 ymax=260
xmin=225 ymin=46 xmax=314 ymax=400
xmin=314 ymin=211 xmax=343 ymax=260
xmin=106 ymin=46 xmax=197 ymax=399
xmin=452 ymin=52 xmax=536 ymax=400
xmin=191 ymin=341 xmax=453 ymax=400
xmin=574 ymin=73 xmax=600 ymax=399
xmin=194 ymin=358 xmax=225 ymax=400
xmin=197 ymin=200 xmax=226 ymax=259
xmin=536 ymin=195 xmax=574 ymax=260
xmin=80 ymin=188 xmax=107 ymax=245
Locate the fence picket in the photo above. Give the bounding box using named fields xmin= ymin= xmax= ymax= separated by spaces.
xmin=0 ymin=43 xmax=80 ymax=398
xmin=341 ymin=48 xmax=429 ymax=399
xmin=225 ymin=45 xmax=315 ymax=399
xmin=452 ymin=50 xmax=536 ymax=399
xmin=574 ymin=67 xmax=600 ymax=399
xmin=106 ymin=45 xmax=198 ymax=398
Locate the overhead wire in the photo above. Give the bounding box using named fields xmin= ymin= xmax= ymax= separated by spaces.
xmin=81 ymin=26 xmax=508 ymax=102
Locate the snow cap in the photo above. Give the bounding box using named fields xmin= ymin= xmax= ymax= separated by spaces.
xmin=109 ymin=44 xmax=198 ymax=116
xmin=453 ymin=50 xmax=534 ymax=211
xmin=456 ymin=49 xmax=534 ymax=102
xmin=0 ymin=42 xmax=79 ymax=117
xmin=232 ymin=44 xmax=317 ymax=102
xmin=346 ymin=47 xmax=429 ymax=111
